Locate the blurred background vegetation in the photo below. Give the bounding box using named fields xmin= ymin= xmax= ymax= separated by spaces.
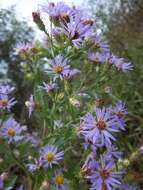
xmin=0 ymin=0 xmax=143 ymax=187
xmin=0 ymin=7 xmax=35 ymax=123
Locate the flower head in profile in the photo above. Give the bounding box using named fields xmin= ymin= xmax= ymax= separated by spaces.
xmin=27 ymin=156 xmax=45 ymax=173
xmin=39 ymin=144 xmax=64 ymax=168
xmin=103 ymin=145 xmax=122 ymax=161
xmin=88 ymin=52 xmax=109 ymax=64
xmin=40 ymin=82 xmax=58 ymax=93
xmin=15 ymin=42 xmax=33 ymax=55
xmin=0 ymin=117 xmax=26 ymax=143
xmin=62 ymin=68 xmax=80 ymax=80
xmin=24 ymin=132 xmax=40 ymax=147
xmin=109 ymin=101 xmax=128 ymax=130
xmin=81 ymin=154 xmax=97 ymax=177
xmin=79 ymin=107 xmax=120 ymax=147
xmin=53 ymin=170 xmax=67 ymax=190
xmin=87 ymin=158 xmax=122 ymax=190
xmin=88 ymin=34 xmax=110 ymax=53
xmin=41 ymin=2 xmax=71 ymax=23
xmin=109 ymin=55 xmax=133 ymax=72
xmin=47 ymin=54 xmax=70 ymax=80
xmin=25 ymin=95 xmax=35 ymax=117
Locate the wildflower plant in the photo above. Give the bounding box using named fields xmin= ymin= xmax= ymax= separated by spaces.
xmin=0 ymin=1 xmax=139 ymax=190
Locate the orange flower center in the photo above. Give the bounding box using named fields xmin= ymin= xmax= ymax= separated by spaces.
xmin=53 ymin=65 xmax=63 ymax=74
xmin=55 ymin=175 xmax=64 ymax=185
xmin=7 ymin=128 xmax=15 ymax=136
xmin=0 ymin=100 xmax=8 ymax=107
xmin=44 ymin=152 xmax=55 ymax=162
xmin=96 ymin=120 xmax=106 ymax=130
xmin=99 ymin=169 xmax=109 ymax=179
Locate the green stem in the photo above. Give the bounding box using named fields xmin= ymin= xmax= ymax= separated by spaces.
xmin=8 ymin=145 xmax=34 ymax=182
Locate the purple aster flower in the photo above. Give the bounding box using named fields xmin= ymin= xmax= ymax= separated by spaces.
xmin=25 ymin=95 xmax=35 ymax=117
xmin=47 ymin=54 xmax=70 ymax=80
xmin=81 ymin=154 xmax=97 ymax=177
xmin=121 ymin=183 xmax=139 ymax=190
xmin=15 ymin=42 xmax=33 ymax=55
xmin=41 ymin=2 xmax=71 ymax=23
xmin=79 ymin=107 xmax=120 ymax=147
xmin=0 ymin=84 xmax=16 ymax=110
xmin=39 ymin=144 xmax=64 ymax=168
xmin=103 ymin=145 xmax=122 ymax=161
xmin=62 ymin=68 xmax=80 ymax=80
xmin=88 ymin=52 xmax=109 ymax=64
xmin=23 ymin=132 xmax=40 ymax=147
xmin=0 ymin=95 xmax=17 ymax=111
xmin=109 ymin=101 xmax=128 ymax=130
xmin=40 ymin=82 xmax=58 ymax=93
xmin=0 ymin=85 xmax=15 ymax=95
xmin=61 ymin=15 xmax=93 ymax=48
xmin=109 ymin=55 xmax=133 ymax=72
xmin=27 ymin=163 xmax=38 ymax=173
xmin=88 ymin=34 xmax=110 ymax=54
xmin=52 ymin=27 xmax=63 ymax=38
xmin=53 ymin=170 xmax=67 ymax=190
xmin=0 ymin=117 xmax=26 ymax=143
xmin=27 ymin=156 xmax=44 ymax=173
xmin=87 ymin=159 xmax=122 ymax=190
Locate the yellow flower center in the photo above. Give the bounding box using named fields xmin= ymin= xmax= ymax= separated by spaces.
xmin=44 ymin=152 xmax=55 ymax=162
xmin=55 ymin=175 xmax=64 ymax=185
xmin=7 ymin=128 xmax=15 ymax=136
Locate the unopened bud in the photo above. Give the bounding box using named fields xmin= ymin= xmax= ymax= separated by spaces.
xmin=13 ymin=150 xmax=20 ymax=158
xmin=1 ymin=172 xmax=8 ymax=180
xmin=41 ymin=180 xmax=49 ymax=190
xmin=32 ymin=12 xmax=46 ymax=32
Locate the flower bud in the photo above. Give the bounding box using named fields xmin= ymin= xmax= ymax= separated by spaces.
xmin=32 ymin=12 xmax=46 ymax=32
xmin=41 ymin=180 xmax=50 ymax=190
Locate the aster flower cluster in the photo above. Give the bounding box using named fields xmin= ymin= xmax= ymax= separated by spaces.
xmin=78 ymin=102 xmax=127 ymax=189
xmin=0 ymin=1 xmax=138 ymax=190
